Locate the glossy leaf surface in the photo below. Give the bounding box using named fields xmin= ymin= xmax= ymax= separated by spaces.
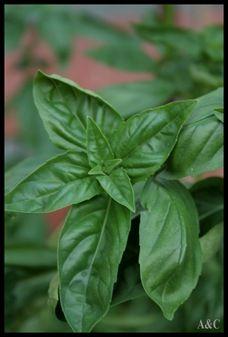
xmin=113 ymin=100 xmax=196 ymax=180
xmin=140 ymin=178 xmax=202 ymax=320
xmin=58 ymin=196 xmax=131 ymax=332
xmin=5 ymin=153 xmax=55 ymax=195
xmin=166 ymin=88 xmax=223 ymax=177
xmin=5 ymin=152 xmax=101 ymax=213
xmin=33 ymin=71 xmax=123 ymax=151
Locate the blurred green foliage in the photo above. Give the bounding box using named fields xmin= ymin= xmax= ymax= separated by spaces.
xmin=94 ymin=6 xmax=223 ymax=115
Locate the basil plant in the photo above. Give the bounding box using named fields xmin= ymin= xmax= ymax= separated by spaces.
xmin=5 ymin=71 xmax=223 ymax=332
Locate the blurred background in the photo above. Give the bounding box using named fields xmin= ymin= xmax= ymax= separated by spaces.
xmin=5 ymin=4 xmax=223 ymax=333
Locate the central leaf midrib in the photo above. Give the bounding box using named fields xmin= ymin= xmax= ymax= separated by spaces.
xmin=80 ymin=197 xmax=112 ymax=330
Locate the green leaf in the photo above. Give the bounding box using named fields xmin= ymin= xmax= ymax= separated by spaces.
xmin=139 ymin=178 xmax=202 ymax=320
xmin=140 ymin=179 xmax=187 ymax=288
xmin=96 ymin=168 xmax=135 ymax=212
xmin=98 ymin=79 xmax=175 ymax=119
xmin=58 ymin=196 xmax=131 ymax=332
xmin=5 ymin=245 xmax=56 ymax=268
xmin=33 ymin=71 xmax=123 ymax=151
xmin=87 ymin=42 xmax=155 ymax=72
xmin=165 ymin=88 xmax=224 ymax=178
xmin=166 ymin=117 xmax=223 ymax=177
xmin=113 ymin=100 xmax=196 ymax=180
xmin=86 ymin=117 xmax=114 ymax=167
xmin=5 ymin=153 xmax=55 ymax=195
xmin=190 ymin=177 xmax=223 ymax=235
xmin=5 ymin=151 xmax=101 ymax=213
xmin=103 ymin=159 xmax=122 ymax=174
xmin=186 ymin=87 xmax=223 ymax=124
xmin=88 ymin=165 xmax=105 ymax=176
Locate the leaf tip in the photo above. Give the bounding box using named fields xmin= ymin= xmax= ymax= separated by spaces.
xmin=163 ymin=310 xmax=175 ymax=321
xmin=35 ymin=69 xmax=48 ymax=80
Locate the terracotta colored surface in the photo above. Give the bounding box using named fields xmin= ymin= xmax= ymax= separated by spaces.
xmin=65 ymin=37 xmax=153 ymax=91
xmin=45 ymin=207 xmax=70 ymax=232
xmin=5 ymin=112 xmax=19 ymax=138
xmin=175 ymin=7 xmax=223 ymax=29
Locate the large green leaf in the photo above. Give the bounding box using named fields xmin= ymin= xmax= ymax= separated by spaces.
xmin=96 ymin=168 xmax=135 ymax=212
xmin=139 ymin=178 xmax=202 ymax=320
xmin=98 ymin=79 xmax=175 ymax=119
xmin=165 ymin=88 xmax=224 ymax=177
xmin=140 ymin=179 xmax=187 ymax=289
xmin=166 ymin=117 xmax=223 ymax=177
xmin=58 ymin=196 xmax=131 ymax=332
xmin=112 ymin=100 xmax=196 ymax=180
xmin=86 ymin=117 xmax=114 ymax=167
xmin=33 ymin=71 xmax=123 ymax=151
xmin=5 ymin=151 xmax=101 ymax=213
xmin=87 ymin=42 xmax=155 ymax=72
